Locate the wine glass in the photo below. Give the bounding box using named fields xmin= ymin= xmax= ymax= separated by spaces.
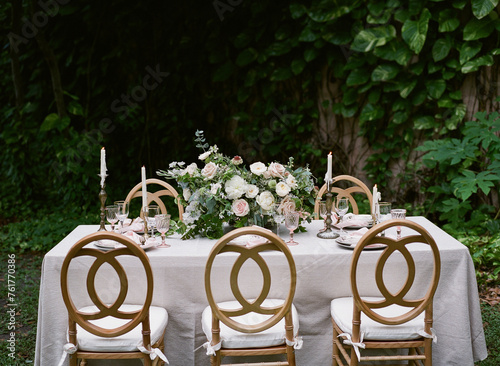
xmin=377 ymin=202 xmax=392 ymax=236
xmin=155 ymin=214 xmax=171 ymax=248
xmin=105 ymin=205 xmax=118 ymax=232
xmin=144 ymin=205 xmax=160 ymax=238
xmin=335 ymin=197 xmax=349 ymax=233
xmin=391 ymin=208 xmax=406 ymax=239
xmin=114 ymin=201 xmax=129 ymax=231
xmin=272 ymin=208 xmax=285 ymax=237
xmin=284 ymin=211 xmax=300 ymax=246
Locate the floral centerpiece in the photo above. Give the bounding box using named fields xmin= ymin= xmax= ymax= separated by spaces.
xmin=157 ymin=131 xmax=317 ymax=239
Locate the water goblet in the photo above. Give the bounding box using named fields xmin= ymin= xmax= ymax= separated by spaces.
xmin=284 ymin=211 xmax=300 ymax=246
xmin=105 ymin=205 xmax=118 ymax=232
xmin=144 ymin=205 xmax=160 ymax=238
xmin=377 ymin=202 xmax=392 ymax=236
xmin=272 ymin=211 xmax=285 ymax=237
xmin=155 ymin=214 xmax=171 ymax=248
xmin=318 ymin=201 xmax=327 ymax=232
xmin=391 ymin=208 xmax=406 ymax=239
xmin=114 ymin=201 xmax=129 ymax=231
xmin=335 ymin=197 xmax=349 ymax=233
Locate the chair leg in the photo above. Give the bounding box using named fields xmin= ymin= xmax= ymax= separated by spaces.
xmin=332 ymin=321 xmax=339 ymax=366
xmin=79 ymin=359 xmax=87 ymax=366
xmin=286 ymin=344 xmax=296 ymax=366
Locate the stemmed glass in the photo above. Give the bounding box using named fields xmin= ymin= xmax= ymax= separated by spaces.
xmin=272 ymin=208 xmax=285 ymax=237
xmin=391 ymin=208 xmax=406 ymax=239
xmin=319 ymin=201 xmax=327 ymax=232
xmin=114 ymin=201 xmax=129 ymax=232
xmin=377 ymin=202 xmax=392 ymax=236
xmin=144 ymin=205 xmax=160 ymax=238
xmin=335 ymin=197 xmax=349 ymax=233
xmin=105 ymin=205 xmax=118 ymax=232
xmin=284 ymin=211 xmax=300 ymax=246
xmin=155 ymin=214 xmax=171 ymax=248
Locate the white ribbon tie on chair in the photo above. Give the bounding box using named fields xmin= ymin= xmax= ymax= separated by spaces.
xmin=199 ymin=340 xmax=222 ymax=356
xmin=57 ymin=343 xmax=77 ymax=366
xmin=338 ymin=332 xmax=365 ymax=361
xmin=138 ymin=344 xmax=169 ymax=364
xmin=285 ymin=336 xmax=304 ymax=350
xmin=418 ymin=328 xmax=438 ymax=343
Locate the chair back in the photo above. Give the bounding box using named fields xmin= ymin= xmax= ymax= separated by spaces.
xmin=204 ymin=226 xmax=296 ymax=333
xmin=350 ymin=219 xmax=441 ymax=326
xmin=314 ymin=175 xmax=373 ymax=217
xmin=60 ymin=231 xmax=154 ymax=339
xmin=124 ymin=178 xmax=184 ymax=220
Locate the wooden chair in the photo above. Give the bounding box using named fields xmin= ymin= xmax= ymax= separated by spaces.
xmin=202 ymin=226 xmax=301 ymax=365
xmin=59 ymin=231 xmax=168 ymax=366
xmin=330 ymin=219 xmax=441 ymax=366
xmin=124 ymin=178 xmax=184 ymax=221
xmin=314 ymin=175 xmax=373 ymax=218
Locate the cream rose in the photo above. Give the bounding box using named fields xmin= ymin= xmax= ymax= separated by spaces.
xmin=198 ymin=151 xmax=211 ymax=160
xmin=268 ymin=162 xmax=286 ymax=178
xmin=250 ymin=162 xmax=267 ymax=175
xmin=286 ymin=175 xmax=298 ymax=189
xmin=201 ymin=162 xmax=218 ymax=179
xmin=225 ymin=175 xmax=248 ymax=200
xmin=278 ymin=196 xmax=296 ymax=214
xmin=256 ymin=191 xmax=275 ymax=211
xmin=183 ymin=162 xmax=198 ymax=176
xmin=246 ymin=184 xmax=259 ymax=199
xmin=183 ymin=188 xmax=192 ymax=201
xmin=232 ymin=199 xmax=250 ymax=217
xmin=276 ymin=181 xmax=291 ymax=197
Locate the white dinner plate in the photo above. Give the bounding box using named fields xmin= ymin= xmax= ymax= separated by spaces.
xmin=335 ymin=235 xmax=386 ymax=250
xmin=230 ymin=235 xmax=269 ymax=247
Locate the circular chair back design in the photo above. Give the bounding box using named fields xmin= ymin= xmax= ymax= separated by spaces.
xmin=60 ymin=231 xmax=154 ymax=337
xmin=351 ymin=219 xmax=441 ymax=325
xmin=124 ymin=178 xmax=184 ymax=221
xmin=205 ymin=226 xmax=297 ymax=334
xmin=314 ymin=175 xmax=373 ymax=217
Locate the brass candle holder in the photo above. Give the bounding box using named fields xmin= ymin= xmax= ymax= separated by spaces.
xmin=317 ymin=180 xmax=340 ymax=239
xmin=98 ymin=181 xmax=107 ymax=231
xmin=142 ymin=207 xmax=149 ymax=239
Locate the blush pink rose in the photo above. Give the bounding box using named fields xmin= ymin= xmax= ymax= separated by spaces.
xmin=232 ymin=199 xmax=250 ymax=217
xmin=201 ymin=162 xmax=218 ymax=179
xmin=268 ymin=162 xmax=286 ymax=178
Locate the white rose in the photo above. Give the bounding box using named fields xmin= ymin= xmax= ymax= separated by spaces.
xmin=183 ymin=188 xmax=191 ymax=201
xmin=276 ymin=182 xmax=291 ymax=197
xmin=286 ymin=175 xmax=298 ymax=189
xmin=198 ymin=151 xmax=211 ymax=160
xmin=210 ymin=183 xmax=221 ymax=194
xmin=268 ymin=162 xmax=286 ymax=178
xmin=225 ymin=175 xmax=248 ymax=200
xmin=250 ymin=162 xmax=267 ymax=175
xmin=183 ymin=163 xmax=198 ymax=176
xmin=245 ymin=184 xmax=259 ymax=199
xmin=232 ymin=199 xmax=250 ymax=217
xmin=201 ymin=162 xmax=218 ymax=179
xmin=256 ymin=191 xmax=275 ymax=211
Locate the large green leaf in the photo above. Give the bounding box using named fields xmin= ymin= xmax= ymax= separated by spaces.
xmin=351 ymin=25 xmax=397 ymax=52
xmin=398 ymin=79 xmax=418 ymax=98
xmin=438 ymin=9 xmax=460 ymax=32
xmin=432 ymin=37 xmax=453 ymax=62
xmin=463 ymin=17 xmax=496 ymax=40
xmin=461 ymin=55 xmax=494 ymax=73
xmin=299 ymin=26 xmax=317 ymax=42
xmin=459 ymin=41 xmax=482 ymax=64
xmin=291 ymin=59 xmax=306 ymax=75
xmin=414 ymin=115 xmax=436 ymax=129
xmin=40 ymin=113 xmax=60 ymax=132
xmin=270 ymin=68 xmax=293 ymax=81
xmin=371 ymin=64 xmax=399 ymax=81
xmin=402 ymin=8 xmax=431 ymax=54
xmin=212 ymin=61 xmax=234 ymax=82
xmin=425 ymin=79 xmax=447 ymax=99
xmin=236 ymin=48 xmax=258 ymax=67
xmin=373 ymin=41 xmax=412 ymax=65
xmin=346 ymin=68 xmax=370 ymax=86
xmin=360 ymin=103 xmax=384 ymax=122
xmin=471 ymin=0 xmax=499 ymax=19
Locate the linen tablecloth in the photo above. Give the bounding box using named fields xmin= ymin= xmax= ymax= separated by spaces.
xmin=35 ymin=217 xmax=487 ymax=365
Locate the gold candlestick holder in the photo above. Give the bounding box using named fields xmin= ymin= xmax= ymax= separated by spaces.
xmin=142 ymin=207 xmax=149 ymax=239
xmin=317 ymin=181 xmax=340 ymax=239
xmin=98 ymin=182 xmax=107 ymax=231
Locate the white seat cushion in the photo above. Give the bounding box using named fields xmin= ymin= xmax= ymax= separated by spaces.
xmin=331 ymin=297 xmax=426 ymax=341
xmin=76 ymin=304 xmax=168 ymax=352
xmin=202 ymin=299 xmax=299 ymax=349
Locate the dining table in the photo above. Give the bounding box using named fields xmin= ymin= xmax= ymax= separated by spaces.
xmin=34 ymin=216 xmax=488 ymax=365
